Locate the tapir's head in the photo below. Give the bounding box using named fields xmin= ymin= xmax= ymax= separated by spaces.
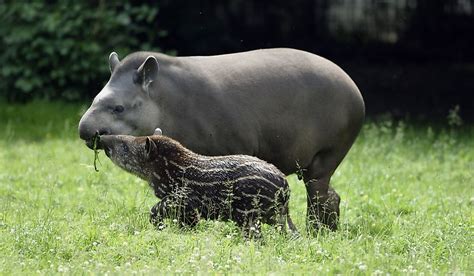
xmin=97 ymin=128 xmax=167 ymax=180
xmin=78 ymin=52 xmax=161 ymax=149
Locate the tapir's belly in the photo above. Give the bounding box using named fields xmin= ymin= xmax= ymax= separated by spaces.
xmin=167 ymin=87 xmax=356 ymax=175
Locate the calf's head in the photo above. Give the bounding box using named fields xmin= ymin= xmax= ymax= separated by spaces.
xmin=97 ymin=128 xmax=164 ymax=180
xmin=78 ymin=52 xmax=160 ymax=148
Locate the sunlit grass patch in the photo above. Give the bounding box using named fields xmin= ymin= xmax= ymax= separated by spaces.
xmin=0 ymin=102 xmax=472 ymax=274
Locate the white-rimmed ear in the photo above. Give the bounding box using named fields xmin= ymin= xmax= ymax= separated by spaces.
xmin=134 ymin=56 xmax=159 ymax=96
xmin=154 ymin=128 xmax=162 ymax=135
xmin=109 ymin=52 xmax=120 ymax=73
xmin=145 ymin=137 xmax=157 ymax=157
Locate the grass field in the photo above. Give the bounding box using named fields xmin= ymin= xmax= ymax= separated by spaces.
xmin=0 ymin=101 xmax=473 ymax=274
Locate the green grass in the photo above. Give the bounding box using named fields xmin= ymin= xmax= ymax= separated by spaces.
xmin=0 ymin=101 xmax=473 ymax=274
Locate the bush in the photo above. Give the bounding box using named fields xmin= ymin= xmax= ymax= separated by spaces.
xmin=0 ymin=1 xmax=166 ymax=101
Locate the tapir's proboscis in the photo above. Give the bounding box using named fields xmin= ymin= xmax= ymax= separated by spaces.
xmin=78 ymin=48 xmax=365 ymax=232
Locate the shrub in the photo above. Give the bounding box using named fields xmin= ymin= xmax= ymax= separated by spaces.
xmin=0 ymin=1 xmax=166 ymax=101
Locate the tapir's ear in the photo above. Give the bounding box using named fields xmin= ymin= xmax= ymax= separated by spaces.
xmin=145 ymin=137 xmax=157 ymax=157
xmin=134 ymin=56 xmax=159 ymax=94
xmin=109 ymin=52 xmax=120 ymax=73
xmin=154 ymin=128 xmax=162 ymax=136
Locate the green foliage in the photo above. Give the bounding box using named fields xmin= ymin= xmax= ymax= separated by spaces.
xmin=0 ymin=2 xmax=164 ymax=101
xmin=0 ymin=102 xmax=473 ymax=274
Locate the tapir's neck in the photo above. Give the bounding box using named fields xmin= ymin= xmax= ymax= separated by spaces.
xmin=149 ymin=149 xmax=199 ymax=188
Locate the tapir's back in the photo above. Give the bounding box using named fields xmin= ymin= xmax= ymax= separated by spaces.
xmin=178 ymin=48 xmax=347 ymax=95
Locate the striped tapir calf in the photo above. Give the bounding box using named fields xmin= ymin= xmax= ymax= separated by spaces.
xmin=96 ymin=129 xmax=298 ymax=238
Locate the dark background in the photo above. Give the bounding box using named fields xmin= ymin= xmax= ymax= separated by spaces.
xmin=1 ymin=0 xmax=473 ymax=121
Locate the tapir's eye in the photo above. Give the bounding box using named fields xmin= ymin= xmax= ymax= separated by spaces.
xmin=113 ymin=105 xmax=124 ymax=113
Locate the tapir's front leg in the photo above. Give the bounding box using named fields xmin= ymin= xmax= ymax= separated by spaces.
xmin=149 ymin=196 xmax=201 ymax=229
xmin=149 ymin=198 xmax=172 ymax=229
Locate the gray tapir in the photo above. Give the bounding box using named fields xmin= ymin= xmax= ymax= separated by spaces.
xmin=78 ymin=48 xmax=365 ymax=232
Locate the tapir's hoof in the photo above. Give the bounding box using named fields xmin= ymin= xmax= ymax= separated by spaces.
xmin=325 ymin=188 xmax=341 ymax=230
xmin=306 ymin=188 xmax=341 ymax=234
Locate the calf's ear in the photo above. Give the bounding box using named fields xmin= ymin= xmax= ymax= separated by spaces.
xmin=109 ymin=52 xmax=120 ymax=73
xmin=145 ymin=137 xmax=158 ymax=157
xmin=134 ymin=56 xmax=159 ymax=95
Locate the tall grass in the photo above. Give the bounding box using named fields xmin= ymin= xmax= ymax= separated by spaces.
xmin=0 ymin=101 xmax=472 ymax=274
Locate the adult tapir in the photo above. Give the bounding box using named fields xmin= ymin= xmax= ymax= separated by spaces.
xmin=78 ymin=48 xmax=365 ymax=232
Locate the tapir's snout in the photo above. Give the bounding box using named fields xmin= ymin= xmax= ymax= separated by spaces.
xmin=78 ymin=118 xmax=111 ymax=149
xmin=97 ymin=135 xmax=133 ymax=158
xmin=78 ymin=111 xmax=93 ymax=141
xmin=82 ymin=129 xmax=111 ymax=149
xmin=96 ymin=135 xmax=114 ymax=157
xmin=78 ymin=107 xmax=113 ymax=147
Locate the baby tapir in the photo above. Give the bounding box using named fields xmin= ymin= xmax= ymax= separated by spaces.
xmin=97 ymin=130 xmax=298 ymax=237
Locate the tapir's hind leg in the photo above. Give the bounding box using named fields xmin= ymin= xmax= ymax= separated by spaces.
xmin=303 ymin=142 xmax=353 ymax=233
xmin=304 ymin=175 xmax=340 ymax=232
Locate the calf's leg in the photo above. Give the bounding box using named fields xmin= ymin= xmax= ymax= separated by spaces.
xmin=150 ymin=199 xmax=170 ymax=229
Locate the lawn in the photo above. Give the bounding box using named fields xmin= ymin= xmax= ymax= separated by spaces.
xmin=0 ymin=101 xmax=472 ymax=274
